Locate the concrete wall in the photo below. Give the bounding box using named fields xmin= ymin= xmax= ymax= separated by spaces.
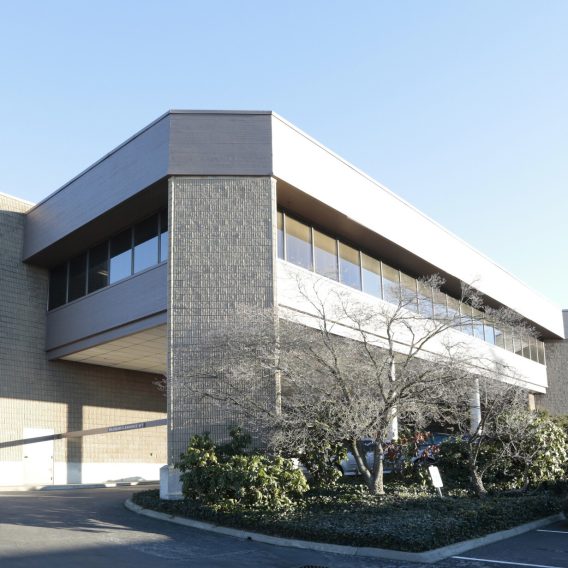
xmin=46 ymin=262 xmax=167 ymax=355
xmin=271 ymin=113 xmax=563 ymax=338
xmin=167 ymin=176 xmax=277 ymax=463
xmin=0 ymin=193 xmax=167 ymax=486
xmin=277 ymin=260 xmax=548 ymax=393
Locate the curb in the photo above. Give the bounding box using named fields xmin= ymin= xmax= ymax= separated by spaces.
xmin=0 ymin=481 xmax=158 ymax=492
xmin=124 ymin=498 xmax=565 ymax=563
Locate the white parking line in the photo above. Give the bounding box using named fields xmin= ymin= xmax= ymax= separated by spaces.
xmin=536 ymin=529 xmax=568 ymax=534
xmin=451 ymin=556 xmax=566 ymax=568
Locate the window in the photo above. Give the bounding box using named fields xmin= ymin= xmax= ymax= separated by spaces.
xmin=48 ymin=263 xmax=67 ymax=310
xmin=361 ymin=253 xmax=381 ymax=298
xmin=400 ymin=274 xmax=418 ymax=312
xmin=339 ymin=243 xmax=361 ymax=290
xmin=314 ymin=230 xmax=338 ymax=279
xmin=417 ymin=282 xmax=434 ymax=318
xmin=67 ymin=253 xmax=87 ymax=302
xmin=277 ymin=211 xmax=284 ymax=260
xmin=433 ymin=289 xmax=447 ymax=319
xmin=472 ymin=307 xmax=485 ymax=340
xmin=537 ymin=341 xmax=546 ymax=365
xmin=134 ymin=214 xmax=159 ymax=273
xmin=159 ymin=210 xmax=169 ymax=262
xmin=285 ymin=217 xmax=312 ymax=270
xmin=495 ymin=326 xmax=505 ymax=349
xmin=484 ymin=319 xmax=496 ymax=344
xmin=88 ymin=242 xmax=109 ymax=293
xmin=460 ymin=303 xmax=473 ymax=336
xmin=275 ymin=210 xmax=545 ymax=364
xmin=447 ymin=296 xmax=461 ymax=325
xmin=110 ymin=229 xmax=132 ymax=284
xmin=504 ymin=327 xmax=514 ymax=352
xmin=382 ymin=263 xmax=400 ymax=303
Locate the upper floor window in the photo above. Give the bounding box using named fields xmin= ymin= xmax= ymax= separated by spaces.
xmin=48 ymin=210 xmax=168 ymax=310
xmin=277 ymin=210 xmax=546 ymax=365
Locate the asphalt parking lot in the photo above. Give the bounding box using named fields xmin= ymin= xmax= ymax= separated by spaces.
xmin=449 ymin=519 xmax=568 ymax=568
xmin=0 ymin=485 xmax=566 ymax=567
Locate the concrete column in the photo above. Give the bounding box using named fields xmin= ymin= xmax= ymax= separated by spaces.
xmin=470 ymin=377 xmax=482 ymax=434
xmin=166 ymin=176 xmax=278 ymax=484
xmin=387 ymin=358 xmax=398 ymax=441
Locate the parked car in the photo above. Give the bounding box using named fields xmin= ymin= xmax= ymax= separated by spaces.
xmin=338 ymin=433 xmax=452 ymax=476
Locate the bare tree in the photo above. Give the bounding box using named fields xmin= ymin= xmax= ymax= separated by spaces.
xmin=174 ymin=270 xmax=535 ymax=496
xmin=441 ymin=374 xmax=531 ymax=497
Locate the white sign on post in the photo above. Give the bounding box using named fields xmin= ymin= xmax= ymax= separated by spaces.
xmin=428 ymin=465 xmax=444 ymax=497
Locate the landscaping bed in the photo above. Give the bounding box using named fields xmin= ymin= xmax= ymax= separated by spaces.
xmin=132 ymin=482 xmax=565 ymax=552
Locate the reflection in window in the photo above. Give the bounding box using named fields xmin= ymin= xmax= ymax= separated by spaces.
xmin=68 ymin=253 xmax=87 ymax=302
xmin=433 ymin=289 xmax=447 ymax=319
xmin=134 ymin=215 xmax=159 ymax=273
xmin=504 ymin=328 xmax=514 ymax=352
xmin=277 ymin=211 xmax=284 ymax=260
xmin=361 ymin=253 xmax=381 ymax=298
xmin=314 ymin=230 xmax=338 ymax=280
xmin=49 ymin=263 xmax=67 ymax=310
xmin=484 ymin=319 xmax=495 ymax=344
xmin=495 ymin=326 xmax=505 ymax=349
xmin=110 ymin=229 xmax=132 ymax=284
xmin=339 ymin=243 xmax=361 ymax=290
xmin=417 ymin=282 xmax=434 ymax=318
xmin=529 ymin=337 xmax=538 ymax=362
xmin=460 ymin=303 xmax=474 ymax=336
xmin=382 ymin=263 xmax=400 ymax=304
xmin=275 ymin=210 xmax=546 ymax=365
xmin=521 ymin=335 xmax=531 ymax=359
xmin=286 ymin=217 xmax=312 ymax=270
xmin=472 ymin=307 xmax=484 ymax=340
xmin=400 ymin=274 xmax=418 ymax=312
xmin=160 ymin=210 xmax=169 ymax=262
xmin=537 ymin=342 xmax=546 ymax=364
xmin=88 ymin=242 xmax=109 ymax=293
xmin=447 ymin=297 xmax=461 ymax=325
xmin=513 ymin=331 xmax=523 ymax=356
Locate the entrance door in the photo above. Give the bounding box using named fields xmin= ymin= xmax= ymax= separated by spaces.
xmin=23 ymin=428 xmax=54 ymax=486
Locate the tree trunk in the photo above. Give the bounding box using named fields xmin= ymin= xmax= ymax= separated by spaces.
xmin=469 ymin=455 xmax=487 ymax=498
xmin=368 ymin=443 xmax=385 ymax=495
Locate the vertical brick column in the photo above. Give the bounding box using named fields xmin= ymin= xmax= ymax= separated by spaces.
xmin=537 ymin=340 xmax=568 ymax=415
xmin=167 ymin=176 xmax=277 ymax=463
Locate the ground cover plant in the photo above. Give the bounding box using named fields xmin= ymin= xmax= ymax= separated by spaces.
xmin=133 ymin=481 xmax=565 ymax=552
xmin=133 ymin=429 xmax=567 ymax=553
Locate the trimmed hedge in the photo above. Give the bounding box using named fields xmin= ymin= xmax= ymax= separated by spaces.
xmin=132 ymin=483 xmax=565 ymax=552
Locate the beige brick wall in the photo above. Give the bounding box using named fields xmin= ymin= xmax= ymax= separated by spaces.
xmin=0 ymin=193 xmax=167 ymax=485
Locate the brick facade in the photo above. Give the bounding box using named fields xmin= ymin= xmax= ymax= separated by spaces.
xmin=0 ymin=193 xmax=167 ymax=485
xmin=536 ymin=339 xmax=568 ymax=416
xmin=167 ymin=176 xmax=277 ymax=463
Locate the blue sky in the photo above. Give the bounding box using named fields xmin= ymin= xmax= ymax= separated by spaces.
xmin=1 ymin=1 xmax=567 ymax=306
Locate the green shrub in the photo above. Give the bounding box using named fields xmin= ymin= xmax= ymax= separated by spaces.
xmin=296 ymin=439 xmax=347 ymax=489
xmin=217 ymin=426 xmax=252 ymax=457
xmin=176 ymin=432 xmax=308 ymax=509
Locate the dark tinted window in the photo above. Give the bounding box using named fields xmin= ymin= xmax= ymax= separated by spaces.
xmin=48 ymin=263 xmax=67 ymax=310
xmin=134 ymin=215 xmax=159 ymax=273
xmin=68 ymin=253 xmax=87 ymax=301
xmin=159 ymin=210 xmax=168 ymax=262
xmin=88 ymin=242 xmax=109 ymax=293
xmin=110 ymin=229 xmax=132 ymax=284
